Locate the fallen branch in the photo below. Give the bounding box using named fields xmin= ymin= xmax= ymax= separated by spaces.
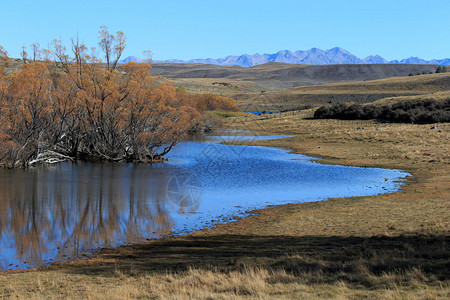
xmin=28 ymin=151 xmax=74 ymax=165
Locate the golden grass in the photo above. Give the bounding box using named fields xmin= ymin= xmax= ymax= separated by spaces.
xmin=173 ymin=78 xmax=267 ymax=96
xmin=370 ymin=90 xmax=450 ymax=105
xmin=0 ymin=267 xmax=272 ymax=299
xmin=2 ymin=264 xmax=448 ymax=299
xmin=1 ymin=114 xmax=449 ymax=299
xmin=238 ymin=72 xmax=450 ymax=110
xmin=287 ymin=72 xmax=450 ymax=92
xmin=147 ymin=63 xmax=450 ymax=111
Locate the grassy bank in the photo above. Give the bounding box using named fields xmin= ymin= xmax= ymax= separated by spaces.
xmin=1 ymin=114 xmax=449 ymax=299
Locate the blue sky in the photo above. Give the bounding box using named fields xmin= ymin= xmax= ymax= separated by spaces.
xmin=1 ymin=0 xmax=449 ymax=61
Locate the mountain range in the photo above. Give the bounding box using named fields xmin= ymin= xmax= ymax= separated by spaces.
xmin=121 ymin=47 xmax=450 ymax=68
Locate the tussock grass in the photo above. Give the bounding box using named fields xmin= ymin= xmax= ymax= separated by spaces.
xmin=238 ymin=72 xmax=450 ymax=110
xmin=371 ymin=91 xmax=450 ymax=105
xmin=2 ymin=264 xmax=448 ymax=299
xmin=2 ymin=262 xmax=449 ymax=299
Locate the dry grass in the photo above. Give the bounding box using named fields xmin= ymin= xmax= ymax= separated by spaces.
xmin=237 ymin=72 xmax=450 ymax=110
xmin=370 ymin=90 xmax=450 ymax=105
xmin=1 ymin=114 xmax=449 ymax=299
xmin=2 ymin=264 xmax=448 ymax=299
xmin=168 ymin=72 xmax=450 ymax=111
xmin=172 ymin=78 xmax=267 ymax=96
xmin=145 ymin=62 xmax=450 ymax=111
xmin=0 ymin=267 xmax=273 ymax=299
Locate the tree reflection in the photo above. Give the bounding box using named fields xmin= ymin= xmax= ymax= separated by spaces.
xmin=0 ymin=163 xmax=200 ymax=270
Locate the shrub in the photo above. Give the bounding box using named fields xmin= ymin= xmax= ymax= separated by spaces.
xmin=436 ymin=66 xmax=447 ymax=73
xmin=313 ymin=99 xmax=450 ymax=124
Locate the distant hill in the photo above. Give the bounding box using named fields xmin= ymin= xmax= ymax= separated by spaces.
xmin=121 ymin=47 xmax=450 ymax=67
xmin=147 ymin=62 xmax=442 ymax=89
xmin=235 ymin=72 xmax=450 ymax=111
xmin=135 ymin=62 xmax=448 ymax=111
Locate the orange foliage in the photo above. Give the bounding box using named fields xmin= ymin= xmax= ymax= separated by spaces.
xmin=0 ymin=27 xmax=236 ymax=167
xmin=175 ymin=90 xmax=238 ymax=112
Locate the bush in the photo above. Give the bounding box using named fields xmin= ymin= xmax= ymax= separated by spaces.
xmin=436 ymin=66 xmax=448 ymax=73
xmin=314 ymin=99 xmax=450 ymax=124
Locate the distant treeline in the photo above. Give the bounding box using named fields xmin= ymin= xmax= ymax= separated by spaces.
xmin=314 ymin=99 xmax=450 ymax=124
xmin=409 ymin=66 xmax=448 ymax=76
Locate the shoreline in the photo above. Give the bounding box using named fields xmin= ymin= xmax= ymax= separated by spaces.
xmin=1 ymin=134 xmax=411 ymax=274
xmin=1 ymin=116 xmax=448 ymax=298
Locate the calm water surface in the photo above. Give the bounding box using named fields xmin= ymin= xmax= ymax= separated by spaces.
xmin=0 ymin=135 xmax=409 ymax=270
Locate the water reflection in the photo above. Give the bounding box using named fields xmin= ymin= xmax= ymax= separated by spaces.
xmin=0 ymin=163 xmax=200 ymax=270
xmin=0 ymin=138 xmax=409 ymax=271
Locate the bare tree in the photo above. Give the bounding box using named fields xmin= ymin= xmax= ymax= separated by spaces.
xmin=98 ymin=26 xmax=126 ymax=72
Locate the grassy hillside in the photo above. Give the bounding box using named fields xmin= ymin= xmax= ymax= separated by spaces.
xmin=371 ymin=91 xmax=450 ymax=105
xmin=147 ymin=63 xmax=450 ymax=111
xmin=150 ymin=62 xmax=441 ymax=87
xmin=238 ymin=72 xmax=450 ymax=111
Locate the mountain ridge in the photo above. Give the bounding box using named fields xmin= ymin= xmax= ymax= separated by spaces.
xmin=121 ymin=47 xmax=450 ymax=67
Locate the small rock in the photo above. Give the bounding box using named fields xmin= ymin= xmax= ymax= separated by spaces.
xmin=430 ymin=126 xmax=437 ymax=130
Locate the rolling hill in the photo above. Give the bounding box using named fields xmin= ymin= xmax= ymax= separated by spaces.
xmin=238 ymin=72 xmax=450 ymax=111
xmin=124 ymin=47 xmax=450 ymax=67
xmin=149 ymin=62 xmax=442 ymax=89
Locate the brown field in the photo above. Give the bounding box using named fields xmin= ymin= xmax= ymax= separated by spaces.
xmin=232 ymin=72 xmax=450 ymax=111
xmin=150 ymin=62 xmax=442 ymax=89
xmin=369 ymin=90 xmax=450 ymax=105
xmin=146 ymin=62 xmax=449 ymax=111
xmin=1 ymin=112 xmax=449 ymax=299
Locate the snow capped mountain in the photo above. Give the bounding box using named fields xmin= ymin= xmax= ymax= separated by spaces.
xmin=121 ymin=48 xmax=450 ymax=67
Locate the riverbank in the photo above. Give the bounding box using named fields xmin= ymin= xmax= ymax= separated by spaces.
xmin=1 ymin=114 xmax=449 ymax=299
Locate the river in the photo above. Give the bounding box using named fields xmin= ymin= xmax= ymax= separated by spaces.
xmin=0 ymin=133 xmax=409 ymax=270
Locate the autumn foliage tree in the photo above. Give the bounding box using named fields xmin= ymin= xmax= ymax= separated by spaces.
xmin=0 ymin=27 xmax=237 ymax=168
